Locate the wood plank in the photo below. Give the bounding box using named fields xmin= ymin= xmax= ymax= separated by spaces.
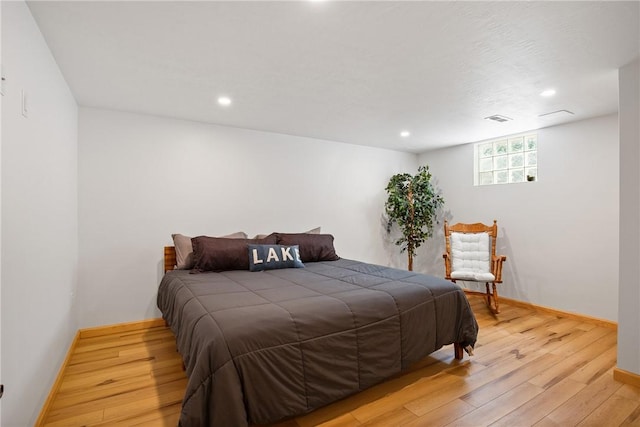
xmin=52 ymin=370 xmax=186 ymax=410
xmin=403 ymin=398 xmax=475 ymax=427
xmin=460 ymin=352 xmax=561 ymax=407
xmin=471 ymin=332 xmax=533 ymax=366
xmin=117 ymin=339 xmax=178 ymax=358
xmin=514 ymin=326 xmax=587 ymax=357
xmin=491 ymin=378 xmax=586 ymax=427
xmin=546 ymin=317 xmax=582 ymax=335
xmin=501 ymin=314 xmax=551 ymax=335
xmin=544 ymin=368 xmax=623 ymax=425
xmin=68 ymin=349 xmax=120 ymax=365
xmin=64 ymin=354 xmax=157 ymax=376
xmin=617 ymin=384 xmax=640 ymax=402
xmin=529 ymin=332 xmax=617 ymax=390
xmin=42 ymin=409 xmax=104 ymax=427
xmin=79 ymin=319 xmax=166 ymax=339
xmin=621 ymin=405 xmax=640 ymax=426
xmin=577 ymin=394 xmax=639 ymax=426
xmin=357 ymin=407 xmax=417 ymax=426
xmin=46 ymin=377 xmax=187 ymax=423
xmin=473 ymin=327 xmax=571 ymax=368
xmin=570 ymin=345 xmax=618 ymax=385
xmin=445 ymin=381 xmax=544 ymax=426
xmin=58 ymin=359 xmax=173 ymax=393
xmin=350 ymin=371 xmax=465 ymax=423
xmin=403 ymin=354 xmax=532 ymax=417
xmin=532 ymin=416 xmax=564 ymax=427
xmin=74 ymin=330 xmax=174 ymax=354
xmin=550 ymin=326 xmax=613 ymax=357
xmin=101 ymin=380 xmax=187 ymax=422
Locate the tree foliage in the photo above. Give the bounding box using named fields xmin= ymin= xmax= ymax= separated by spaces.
xmin=385 ymin=165 xmax=444 ymax=271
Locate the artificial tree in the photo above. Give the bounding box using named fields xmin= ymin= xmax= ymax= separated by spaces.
xmin=385 ymin=165 xmax=444 ymax=271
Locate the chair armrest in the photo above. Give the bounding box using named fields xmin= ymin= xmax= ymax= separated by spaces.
xmin=492 ymin=255 xmax=507 ymax=282
xmin=443 ymin=253 xmax=452 ymax=279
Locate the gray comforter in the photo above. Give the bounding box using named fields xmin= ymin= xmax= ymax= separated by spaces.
xmin=157 ymin=259 xmax=478 ymax=426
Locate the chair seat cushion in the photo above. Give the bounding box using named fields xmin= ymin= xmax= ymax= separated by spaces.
xmin=451 ymin=231 xmax=491 ymax=276
xmin=451 ymin=270 xmax=496 ymax=282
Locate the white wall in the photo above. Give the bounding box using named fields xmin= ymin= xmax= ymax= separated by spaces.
xmin=417 ymin=114 xmax=619 ymax=321
xmin=618 ymin=58 xmax=640 ymax=375
xmin=1 ymin=2 xmax=78 ymax=425
xmin=78 ymin=107 xmax=417 ymax=327
xmin=0 ymin=1 xmax=3 ymax=421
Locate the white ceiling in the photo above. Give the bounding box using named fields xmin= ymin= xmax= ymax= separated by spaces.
xmin=27 ymin=1 xmax=639 ymax=153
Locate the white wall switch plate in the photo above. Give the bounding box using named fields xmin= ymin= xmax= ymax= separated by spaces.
xmin=21 ymin=90 xmax=28 ymax=117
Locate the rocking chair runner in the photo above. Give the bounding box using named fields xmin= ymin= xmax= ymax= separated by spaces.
xmin=443 ymin=220 xmax=507 ymax=314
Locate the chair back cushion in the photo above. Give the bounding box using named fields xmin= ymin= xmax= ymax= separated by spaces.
xmin=450 ymin=232 xmax=495 ymax=281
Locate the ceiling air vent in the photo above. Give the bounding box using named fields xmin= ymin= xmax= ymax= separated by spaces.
xmin=484 ymin=114 xmax=513 ymax=123
xmin=538 ymin=109 xmax=574 ymax=118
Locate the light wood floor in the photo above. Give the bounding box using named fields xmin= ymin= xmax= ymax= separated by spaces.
xmin=40 ymin=295 xmax=640 ymax=427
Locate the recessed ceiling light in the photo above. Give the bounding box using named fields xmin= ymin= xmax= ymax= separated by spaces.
xmin=400 ymin=131 xmax=410 ymax=138
xmin=217 ymin=96 xmax=232 ymax=106
xmin=540 ymin=89 xmax=556 ymax=97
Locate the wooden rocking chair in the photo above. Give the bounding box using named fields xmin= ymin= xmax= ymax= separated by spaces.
xmin=443 ymin=220 xmax=507 ymax=314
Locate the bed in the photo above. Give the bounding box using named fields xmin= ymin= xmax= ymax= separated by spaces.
xmin=157 ymin=234 xmax=478 ymax=426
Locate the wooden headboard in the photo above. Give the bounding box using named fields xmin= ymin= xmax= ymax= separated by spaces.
xmin=164 ymin=246 xmax=176 ymax=273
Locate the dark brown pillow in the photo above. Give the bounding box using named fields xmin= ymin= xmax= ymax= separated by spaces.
xmin=172 ymin=231 xmax=248 ymax=269
xmin=275 ymin=233 xmax=340 ymax=263
xmin=191 ymin=233 xmax=277 ymax=272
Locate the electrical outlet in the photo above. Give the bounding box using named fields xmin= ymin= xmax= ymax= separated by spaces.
xmin=21 ymin=90 xmax=28 ymax=118
xmin=1 ymin=65 xmax=5 ymax=96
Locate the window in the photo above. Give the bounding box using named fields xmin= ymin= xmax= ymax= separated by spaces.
xmin=474 ymin=134 xmax=537 ymax=185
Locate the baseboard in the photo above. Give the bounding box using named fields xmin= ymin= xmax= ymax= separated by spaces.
xmin=463 ymin=290 xmax=617 ymax=330
xmin=614 ymin=367 xmax=640 ymax=388
xmin=34 ymin=330 xmax=80 ymax=427
xmin=35 ymin=318 xmax=166 ymax=425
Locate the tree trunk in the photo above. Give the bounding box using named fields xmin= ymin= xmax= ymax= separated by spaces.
xmin=407 ymin=186 xmax=415 ymax=271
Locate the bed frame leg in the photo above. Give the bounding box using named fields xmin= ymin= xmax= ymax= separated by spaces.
xmin=454 ymin=343 xmax=464 ymax=360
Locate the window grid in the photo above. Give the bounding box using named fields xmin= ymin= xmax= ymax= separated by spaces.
xmin=476 ymin=134 xmax=537 ymax=186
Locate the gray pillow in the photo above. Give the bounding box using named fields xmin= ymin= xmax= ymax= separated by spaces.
xmin=252 ymin=226 xmax=321 ymax=240
xmin=172 ymin=231 xmax=247 ymax=269
xmin=248 ymin=244 xmax=304 ymax=272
